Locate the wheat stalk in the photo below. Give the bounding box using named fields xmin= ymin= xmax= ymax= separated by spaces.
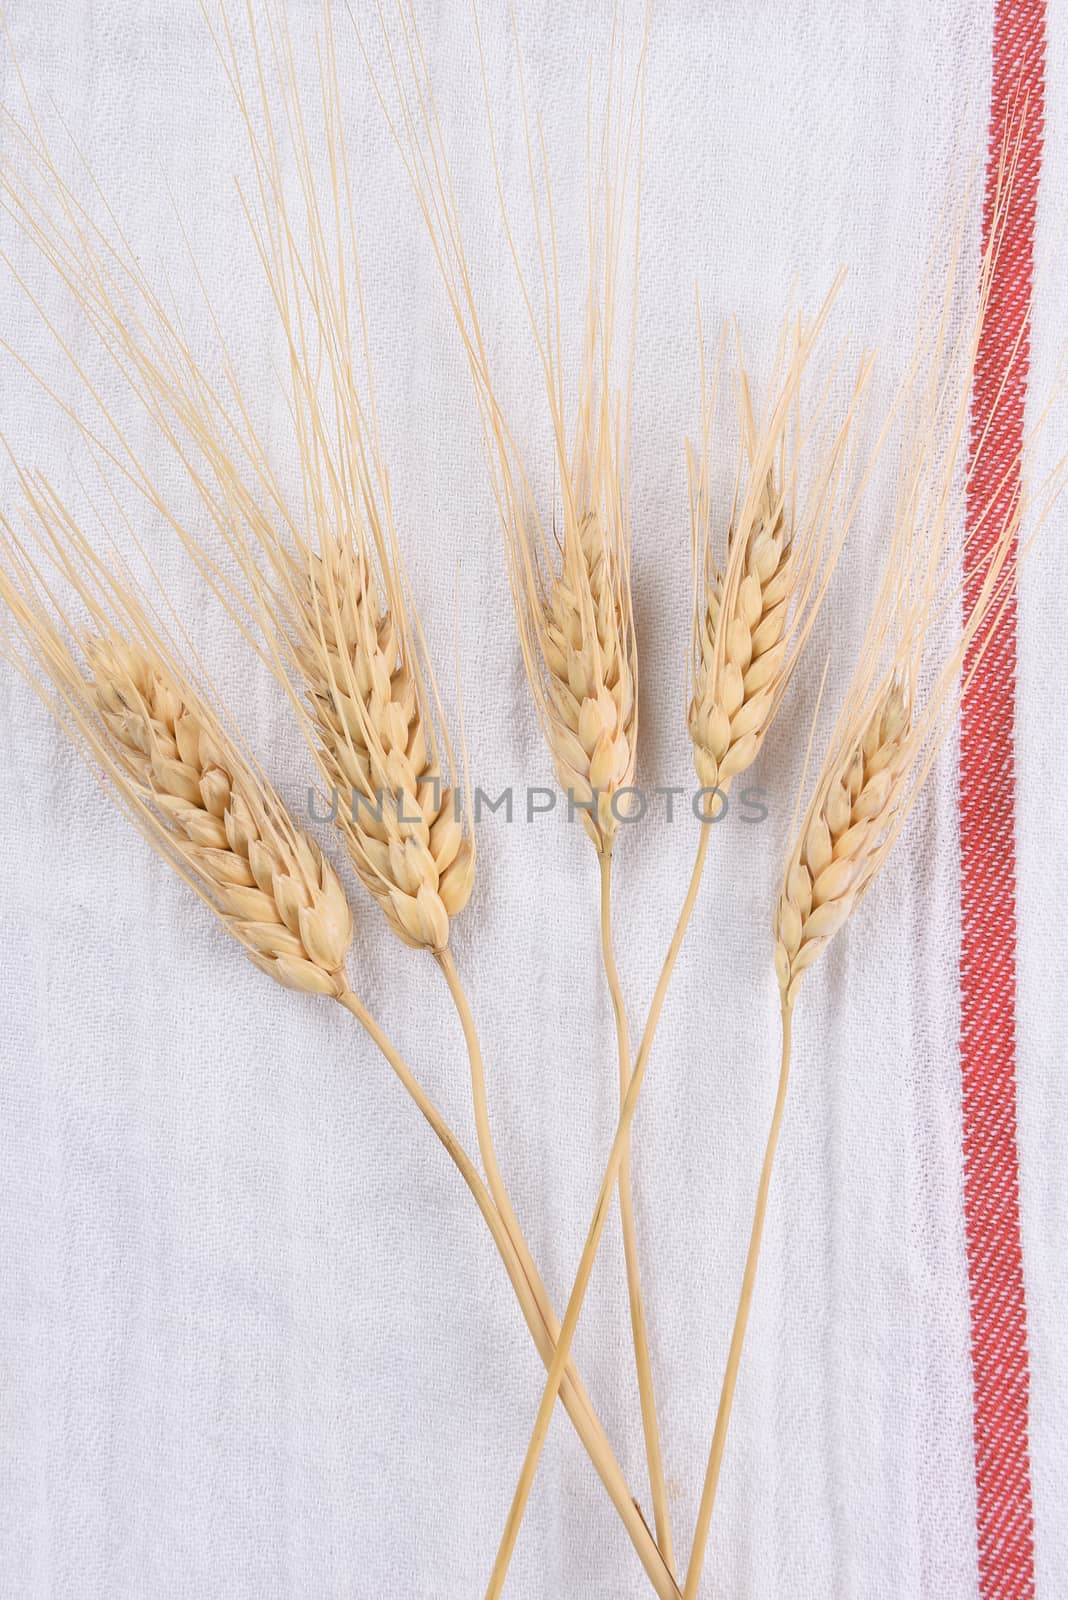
xmin=189 ymin=0 xmax=476 ymax=956
xmin=370 ymin=3 xmax=646 ymax=858
xmin=681 ymin=139 xmax=1068 ymax=1600
xmin=366 ymin=11 xmax=684 ymax=1583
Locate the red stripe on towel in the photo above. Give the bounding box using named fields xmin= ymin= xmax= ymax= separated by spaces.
xmin=960 ymin=3 xmax=1046 ymax=1595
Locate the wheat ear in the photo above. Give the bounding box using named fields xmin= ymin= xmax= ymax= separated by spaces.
xmin=774 ymin=680 xmax=910 ymax=1002
xmin=298 ymin=541 xmax=473 ymax=954
xmin=0 ymin=469 xmax=352 ymax=998
xmin=369 ymin=3 xmax=646 ymax=856
xmin=688 ymin=298 xmax=873 ymax=799
xmin=86 ymin=629 xmax=353 ymax=994
xmin=191 ymin=0 xmax=475 ymax=955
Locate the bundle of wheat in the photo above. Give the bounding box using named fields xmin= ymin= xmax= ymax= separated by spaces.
xmin=2 ymin=10 xmax=1061 ymax=1600
xmin=681 ymin=146 xmax=1054 ymax=1600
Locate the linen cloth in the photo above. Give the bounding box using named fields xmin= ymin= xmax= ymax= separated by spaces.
xmin=0 ymin=3 xmax=1065 ymax=1596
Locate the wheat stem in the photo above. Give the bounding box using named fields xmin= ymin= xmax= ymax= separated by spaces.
xmin=599 ymin=849 xmax=675 ymax=1575
xmin=485 ymin=824 xmax=711 ymax=1599
xmin=436 ymin=946 xmax=532 ymax=1285
xmin=682 ymin=993 xmax=794 ymax=1600
xmin=337 ymin=985 xmax=508 ymax=1230
xmin=438 ymin=946 xmax=681 ymax=1598
xmin=336 ymin=983 xmax=680 ymax=1600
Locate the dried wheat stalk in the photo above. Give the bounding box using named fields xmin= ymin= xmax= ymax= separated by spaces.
xmin=368 ymin=4 xmax=645 ymax=857
xmin=184 ymin=0 xmax=477 ymax=955
xmin=769 ymin=261 xmax=1024 ymax=1006
xmin=367 ymin=17 xmax=687 ymax=1586
xmin=681 ymin=144 xmax=1067 ymax=1600
xmin=364 ymin=14 xmax=682 ymax=1587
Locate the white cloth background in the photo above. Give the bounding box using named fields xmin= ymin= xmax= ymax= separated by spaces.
xmin=1 ymin=2 xmax=1065 ymax=1596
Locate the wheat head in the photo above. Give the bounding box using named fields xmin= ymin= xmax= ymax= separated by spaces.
xmin=513 ymin=503 xmax=635 ymax=853
xmin=543 ymin=512 xmax=636 ymax=848
xmin=774 ymin=680 xmax=909 ymax=1003
xmin=0 ymin=472 xmax=353 ymax=997
xmin=299 ymin=540 xmax=473 ymax=951
xmin=690 ymin=465 xmax=790 ymax=792
xmin=87 ymin=631 xmax=352 ymax=994
xmin=196 ymin=0 xmax=476 ymax=949
xmin=688 ymin=305 xmax=871 ymax=802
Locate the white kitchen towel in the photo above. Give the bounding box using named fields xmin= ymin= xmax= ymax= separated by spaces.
xmin=0 ymin=3 xmax=1065 ymax=1597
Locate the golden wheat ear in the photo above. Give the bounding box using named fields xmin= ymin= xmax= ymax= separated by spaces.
xmin=516 ymin=502 xmax=636 ymax=855
xmin=0 ymin=465 xmax=353 ymax=997
xmin=774 ymin=674 xmax=912 ymax=1001
xmin=293 ymin=537 xmax=474 ymax=954
xmin=687 ymin=284 xmax=873 ymax=799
